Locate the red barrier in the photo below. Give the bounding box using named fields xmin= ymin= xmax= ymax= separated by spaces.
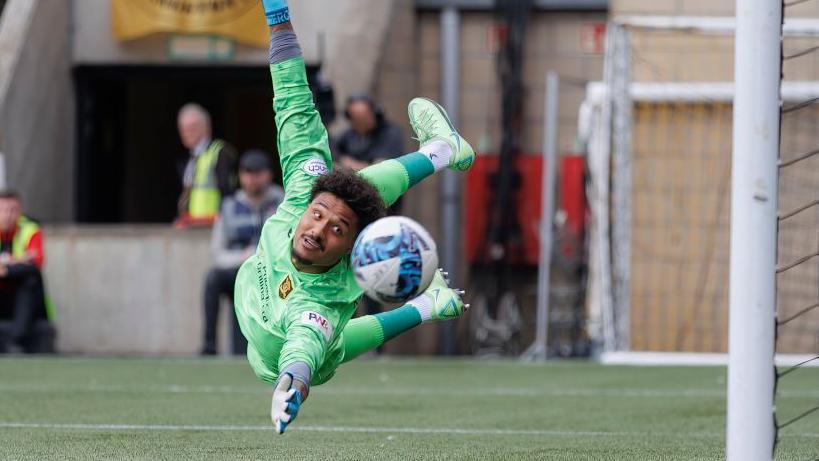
xmin=464 ymin=155 xmax=586 ymax=266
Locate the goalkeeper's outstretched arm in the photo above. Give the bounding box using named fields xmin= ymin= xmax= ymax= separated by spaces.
xmin=260 ymin=0 xmax=316 ymax=435
xmin=264 ymin=0 xmax=333 ymax=214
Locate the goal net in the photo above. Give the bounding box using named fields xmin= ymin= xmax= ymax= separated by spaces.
xmin=583 ymin=16 xmax=819 ymax=358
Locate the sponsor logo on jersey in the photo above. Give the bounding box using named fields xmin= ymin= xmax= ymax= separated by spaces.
xmin=303 ymin=157 xmax=328 ymax=177
xmin=301 ymin=311 xmax=333 ymax=341
xmin=255 ymin=256 xmax=271 ymax=322
xmin=278 ymin=274 xmax=293 ymax=300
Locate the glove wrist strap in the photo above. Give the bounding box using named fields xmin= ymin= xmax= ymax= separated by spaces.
xmin=279 ymin=362 xmax=311 ymax=396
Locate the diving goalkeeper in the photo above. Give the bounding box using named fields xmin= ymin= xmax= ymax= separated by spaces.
xmin=234 ymin=0 xmax=476 ymax=434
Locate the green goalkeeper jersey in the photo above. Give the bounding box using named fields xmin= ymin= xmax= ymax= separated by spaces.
xmin=234 ymin=57 xmax=365 ymax=386
xmin=235 ymin=54 xmax=428 ymax=386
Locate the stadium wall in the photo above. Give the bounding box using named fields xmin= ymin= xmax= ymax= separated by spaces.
xmin=0 ymin=0 xmax=74 ymax=222
xmin=44 ymin=226 xmax=215 ymax=355
xmin=71 ymin=0 xmax=343 ymax=66
xmin=43 ymin=225 xmax=436 ymax=356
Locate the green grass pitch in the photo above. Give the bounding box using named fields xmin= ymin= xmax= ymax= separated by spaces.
xmin=0 ymin=357 xmax=816 ymax=460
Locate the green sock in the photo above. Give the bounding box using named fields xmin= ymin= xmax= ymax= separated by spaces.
xmin=341 ymin=306 xmax=422 ymax=363
xmin=357 ymin=148 xmax=442 ymax=208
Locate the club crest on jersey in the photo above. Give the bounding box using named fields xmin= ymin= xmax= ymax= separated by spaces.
xmin=301 ymin=311 xmax=333 ymax=341
xmin=278 ymin=275 xmax=293 ymax=299
xmin=303 ymin=157 xmax=328 ymax=177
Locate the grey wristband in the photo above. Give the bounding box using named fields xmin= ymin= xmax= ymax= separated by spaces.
xmin=269 ymin=29 xmax=302 ymax=64
xmin=279 ymin=361 xmax=311 ymax=389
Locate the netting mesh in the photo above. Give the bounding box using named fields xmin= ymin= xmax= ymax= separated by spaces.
xmin=774 ymin=5 xmax=819 ymax=452
xmin=590 ymin=21 xmax=819 ymax=355
xmin=630 ymin=102 xmax=732 ymax=352
xmin=777 ymin=105 xmax=819 ymax=355
xmin=588 ymin=11 xmax=819 ymax=456
xmin=630 ymin=30 xmax=733 ymax=83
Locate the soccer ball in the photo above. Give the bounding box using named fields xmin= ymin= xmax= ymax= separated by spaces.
xmin=351 ymin=216 xmax=438 ymax=303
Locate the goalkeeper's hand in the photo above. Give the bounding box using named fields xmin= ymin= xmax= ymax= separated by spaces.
xmin=271 ymin=373 xmax=302 ymax=434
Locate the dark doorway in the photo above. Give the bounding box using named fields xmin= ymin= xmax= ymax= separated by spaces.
xmin=74 ymin=65 xmax=279 ymax=223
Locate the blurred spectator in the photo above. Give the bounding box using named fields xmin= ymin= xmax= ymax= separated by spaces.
xmin=176 ymin=103 xmax=237 ymax=228
xmin=332 ymin=93 xmax=405 ymax=176
xmin=0 ymin=191 xmax=54 ymax=353
xmin=201 ymin=150 xmax=283 ymax=355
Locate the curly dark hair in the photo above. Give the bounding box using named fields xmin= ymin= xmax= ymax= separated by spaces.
xmin=310 ymin=167 xmax=387 ymax=232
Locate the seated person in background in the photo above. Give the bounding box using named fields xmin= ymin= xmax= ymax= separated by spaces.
xmin=332 ymin=93 xmax=405 ymax=174
xmin=0 ymin=191 xmax=51 ymax=353
xmin=202 ymin=150 xmax=284 ymax=355
xmin=176 ymin=102 xmax=238 ymax=228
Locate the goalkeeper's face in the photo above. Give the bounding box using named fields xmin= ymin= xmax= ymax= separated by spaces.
xmin=291 ymin=192 xmax=360 ymax=272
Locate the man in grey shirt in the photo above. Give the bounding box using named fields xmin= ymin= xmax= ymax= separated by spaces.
xmin=201 ymin=150 xmax=284 ymax=355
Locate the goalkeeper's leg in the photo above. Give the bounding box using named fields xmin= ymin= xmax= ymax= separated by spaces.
xmin=341 ymin=270 xmax=468 ymax=362
xmin=358 ymin=98 xmax=476 ymax=207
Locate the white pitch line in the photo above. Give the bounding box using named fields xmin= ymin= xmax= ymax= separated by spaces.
xmin=0 ymin=383 xmax=817 ymax=399
xmin=0 ymin=422 xmax=706 ymax=438
xmin=0 ymin=422 xmax=816 ymax=439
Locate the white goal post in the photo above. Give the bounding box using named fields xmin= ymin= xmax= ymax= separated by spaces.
xmin=726 ymin=1 xmax=780 ymax=459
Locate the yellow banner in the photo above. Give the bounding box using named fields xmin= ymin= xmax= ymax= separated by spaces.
xmin=111 ymin=0 xmax=268 ymax=48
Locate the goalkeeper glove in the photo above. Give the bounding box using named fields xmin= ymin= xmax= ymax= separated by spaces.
xmin=271 ymin=373 xmax=303 ymax=434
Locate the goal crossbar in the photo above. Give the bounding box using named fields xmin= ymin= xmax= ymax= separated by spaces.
xmin=615 ymin=15 xmax=819 ymax=37
xmin=586 ymin=81 xmax=819 ymax=103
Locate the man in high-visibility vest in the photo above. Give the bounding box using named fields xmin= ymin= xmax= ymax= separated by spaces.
xmin=176 ymin=103 xmax=238 ymax=227
xmin=0 ymin=191 xmax=50 ymax=353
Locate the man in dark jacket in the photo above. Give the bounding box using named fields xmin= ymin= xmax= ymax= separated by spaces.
xmin=201 ymin=150 xmax=284 ymax=355
xmin=332 ymin=94 xmax=405 ymax=175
